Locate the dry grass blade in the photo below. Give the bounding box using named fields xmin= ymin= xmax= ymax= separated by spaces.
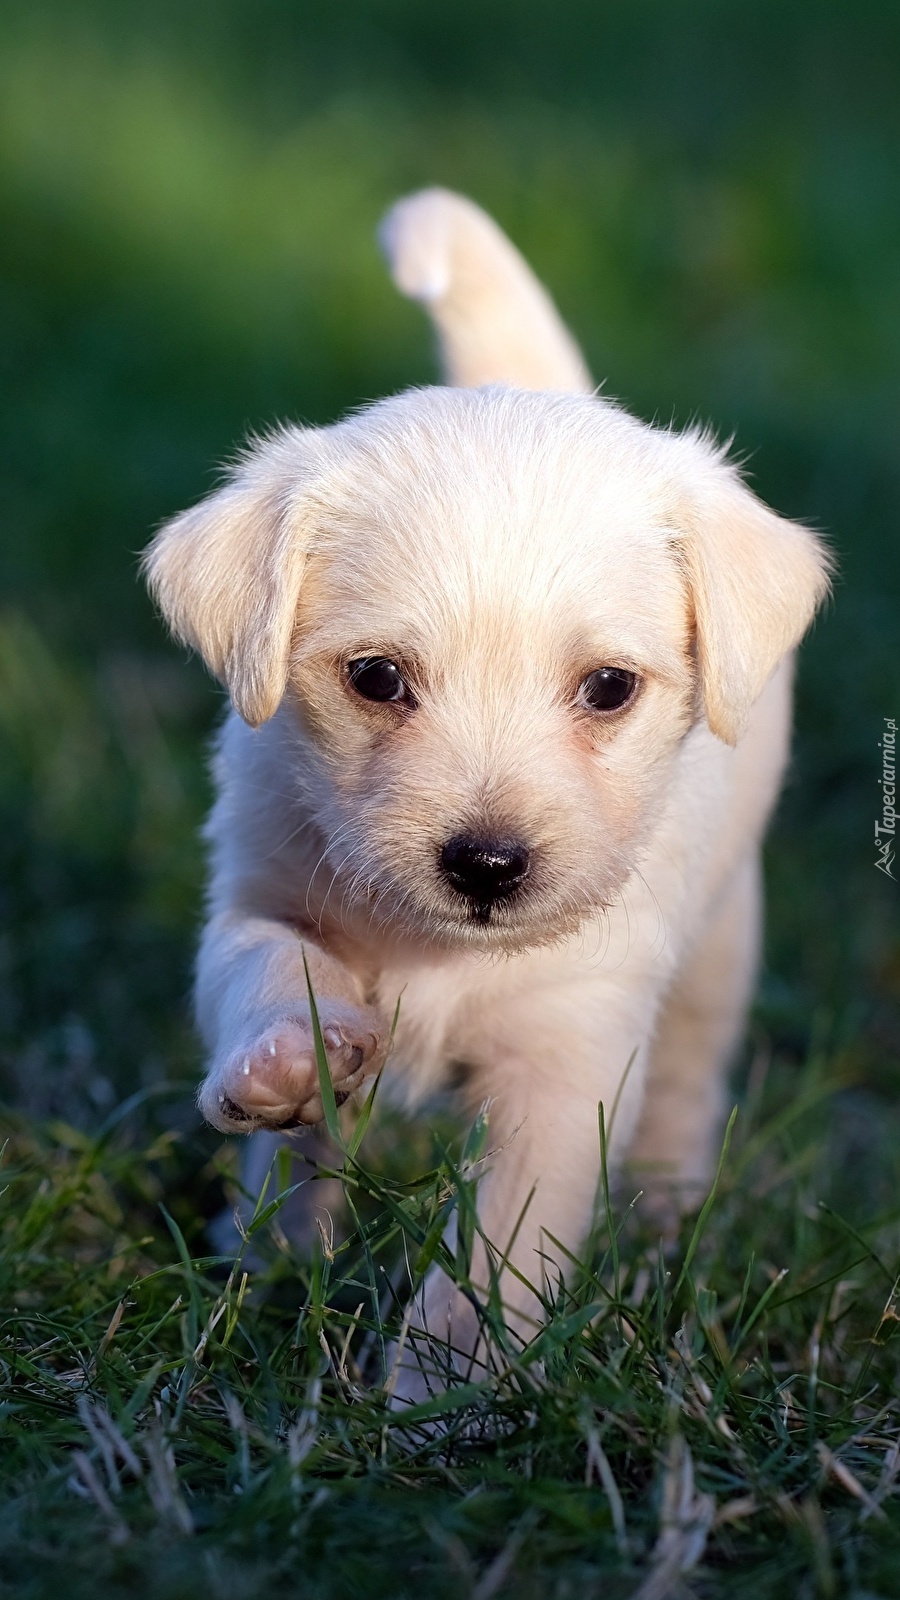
xmin=629 ymin=1435 xmax=715 ymax=1600
xmin=470 ymin=1510 xmax=539 ymax=1600
xmin=816 ymin=1442 xmax=887 ymax=1522
xmin=143 ymin=1430 xmax=194 ymax=1537
xmin=69 ymin=1451 xmax=130 ymax=1546
xmin=586 ymin=1428 xmax=630 ymax=1557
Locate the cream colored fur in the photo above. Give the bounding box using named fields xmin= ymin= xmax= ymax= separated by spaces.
xmin=144 ymin=188 xmax=830 ymax=1402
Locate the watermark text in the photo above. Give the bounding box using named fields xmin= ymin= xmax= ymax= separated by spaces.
xmin=875 ymin=716 xmax=896 ymax=878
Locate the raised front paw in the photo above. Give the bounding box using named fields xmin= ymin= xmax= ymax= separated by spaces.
xmin=201 ymin=1003 xmax=385 ymax=1133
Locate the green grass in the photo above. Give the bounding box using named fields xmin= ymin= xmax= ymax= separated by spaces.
xmin=3 ymin=1048 xmax=900 ymax=1599
xmin=1 ymin=1 xmax=899 ymax=1593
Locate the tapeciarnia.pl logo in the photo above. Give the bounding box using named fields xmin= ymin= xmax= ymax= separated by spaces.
xmin=875 ymin=717 xmax=896 ymax=879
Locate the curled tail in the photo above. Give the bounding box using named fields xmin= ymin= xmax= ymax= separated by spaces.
xmin=379 ymin=187 xmax=593 ymax=394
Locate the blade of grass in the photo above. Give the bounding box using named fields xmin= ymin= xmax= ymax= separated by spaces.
xmin=815 ymin=1202 xmax=894 ymax=1284
xmin=671 ymin=1106 xmax=738 ymax=1305
xmin=302 ymin=948 xmax=343 ymax=1145
xmin=347 ymin=1067 xmax=385 ymax=1160
xmin=598 ymin=1102 xmax=620 ymax=1317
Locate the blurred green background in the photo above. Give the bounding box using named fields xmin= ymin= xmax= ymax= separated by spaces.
xmin=1 ymin=0 xmax=898 ymax=1137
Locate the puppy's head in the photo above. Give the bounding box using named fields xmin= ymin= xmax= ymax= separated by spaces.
xmin=145 ymin=386 xmax=829 ymax=950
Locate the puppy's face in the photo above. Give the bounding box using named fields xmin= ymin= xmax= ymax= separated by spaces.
xmin=145 ymin=386 xmax=829 ymax=953
xmin=289 ymin=392 xmax=694 ymax=949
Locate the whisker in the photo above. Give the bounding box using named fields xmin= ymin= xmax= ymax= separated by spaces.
xmin=303 ymin=820 xmax=360 ymax=926
xmin=263 ymin=814 xmax=319 ymax=862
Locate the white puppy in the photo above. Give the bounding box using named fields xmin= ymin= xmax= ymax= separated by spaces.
xmin=144 ymin=189 xmax=830 ymax=1395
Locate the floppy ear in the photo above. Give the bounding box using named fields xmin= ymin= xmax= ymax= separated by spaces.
xmin=678 ymin=457 xmax=832 ymax=745
xmin=143 ymin=428 xmax=319 ymax=727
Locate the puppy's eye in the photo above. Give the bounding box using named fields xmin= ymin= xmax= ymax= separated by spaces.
xmin=347 ymin=657 xmax=412 ymax=704
xmin=579 ymin=667 xmax=637 ymax=712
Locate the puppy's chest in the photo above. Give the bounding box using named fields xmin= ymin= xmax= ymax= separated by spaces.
xmin=366 ymin=958 xmax=474 ymax=1103
xmin=368 ymin=948 xmax=559 ymax=1107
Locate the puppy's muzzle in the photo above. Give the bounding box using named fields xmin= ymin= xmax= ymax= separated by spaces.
xmin=439 ymin=834 xmax=530 ymax=920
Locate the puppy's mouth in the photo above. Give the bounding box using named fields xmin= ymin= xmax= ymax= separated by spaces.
xmin=469 ymin=898 xmax=504 ymax=927
xmin=442 ymin=891 xmax=523 ymax=933
xmin=433 ymin=887 xmax=587 ymax=952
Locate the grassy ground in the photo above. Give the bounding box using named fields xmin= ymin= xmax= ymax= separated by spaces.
xmin=3 ymin=1050 xmax=900 ymax=1598
xmin=1 ymin=2 xmax=899 ymax=1594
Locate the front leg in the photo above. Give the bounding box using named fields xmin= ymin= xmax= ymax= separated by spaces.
xmin=196 ymin=912 xmax=387 ymax=1133
xmin=389 ymin=979 xmax=655 ymax=1403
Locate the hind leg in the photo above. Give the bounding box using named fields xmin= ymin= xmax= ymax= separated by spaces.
xmin=627 ymin=855 xmax=762 ymax=1225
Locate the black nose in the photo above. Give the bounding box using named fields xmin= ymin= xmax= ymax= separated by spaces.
xmin=440 ymin=834 xmax=530 ymax=905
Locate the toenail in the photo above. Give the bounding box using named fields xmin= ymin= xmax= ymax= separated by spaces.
xmin=220 ymin=1094 xmax=253 ymax=1125
xmin=242 ymin=1057 xmax=251 ymax=1075
xmin=323 ymin=1025 xmax=343 ymax=1050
